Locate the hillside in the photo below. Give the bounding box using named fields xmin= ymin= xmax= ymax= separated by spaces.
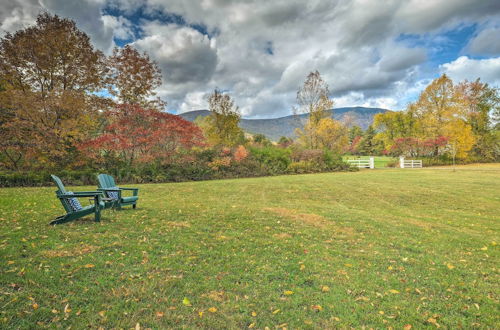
xmin=179 ymin=107 xmax=389 ymax=141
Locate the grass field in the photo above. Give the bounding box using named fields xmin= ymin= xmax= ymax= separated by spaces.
xmin=343 ymin=155 xmax=397 ymax=168
xmin=1 ymin=165 xmax=499 ymax=328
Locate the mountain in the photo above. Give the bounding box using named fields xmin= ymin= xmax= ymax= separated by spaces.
xmin=179 ymin=107 xmax=390 ymax=141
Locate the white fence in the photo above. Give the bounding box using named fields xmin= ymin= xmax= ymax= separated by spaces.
xmin=347 ymin=157 xmax=374 ymax=169
xmin=399 ymin=157 xmax=422 ymax=168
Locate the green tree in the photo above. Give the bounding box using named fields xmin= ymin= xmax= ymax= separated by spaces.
xmin=357 ymin=125 xmax=375 ymax=155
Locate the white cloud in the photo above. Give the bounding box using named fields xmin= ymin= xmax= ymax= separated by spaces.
xmin=440 ymin=56 xmax=500 ymax=85
xmin=102 ymin=15 xmax=134 ymax=40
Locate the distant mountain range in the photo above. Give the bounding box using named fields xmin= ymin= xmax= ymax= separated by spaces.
xmin=179 ymin=107 xmax=390 ymax=141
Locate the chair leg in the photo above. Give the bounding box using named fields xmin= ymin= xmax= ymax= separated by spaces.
xmin=133 ymin=204 xmax=136 ymax=209
xmin=50 ymin=215 xmax=69 ymax=225
xmin=95 ymin=205 xmax=101 ymax=222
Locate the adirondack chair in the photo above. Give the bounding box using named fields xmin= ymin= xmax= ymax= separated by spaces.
xmin=50 ymin=175 xmax=110 ymax=225
xmin=97 ymin=174 xmax=139 ymax=209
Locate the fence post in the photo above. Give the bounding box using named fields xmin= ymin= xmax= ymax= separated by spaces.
xmin=369 ymin=157 xmax=375 ymax=169
xmin=399 ymin=157 xmax=405 ymax=168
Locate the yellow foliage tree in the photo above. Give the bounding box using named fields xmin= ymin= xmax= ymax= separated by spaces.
xmin=295 ymin=71 xmax=334 ymax=149
xmin=315 ymin=118 xmax=349 ymax=153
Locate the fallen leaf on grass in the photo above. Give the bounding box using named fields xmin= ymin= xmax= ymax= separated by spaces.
xmin=98 ymin=311 xmax=105 ymax=317
xmin=321 ymin=286 xmax=330 ymax=292
xmin=32 ymin=303 xmax=39 ymax=310
xmin=284 ymin=290 xmax=293 ymax=295
xmin=388 ymin=289 xmax=400 ymax=294
xmin=300 ymin=264 xmax=305 ymax=271
xmin=311 ymin=305 xmax=322 ymax=312
xmin=272 ymin=309 xmax=280 ymax=314
xmin=404 ymin=325 xmax=412 ymax=330
xmin=208 ymin=307 xmax=217 ymax=313
xmin=64 ymin=304 xmax=71 ymax=313
xmin=427 ymin=318 xmax=440 ymax=328
xmin=156 ymin=312 xmax=164 ymax=318
xmin=182 ymin=297 xmax=192 ymax=306
xmin=84 ymin=264 xmax=95 ymax=268
xmin=251 ymin=311 xmax=257 ymax=317
xmin=446 ymin=264 xmax=455 ymax=269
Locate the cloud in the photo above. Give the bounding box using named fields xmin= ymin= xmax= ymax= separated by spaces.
xmin=132 ymin=21 xmax=218 ymax=109
xmin=440 ymin=56 xmax=500 ymax=85
xmin=467 ymin=25 xmax=500 ymax=56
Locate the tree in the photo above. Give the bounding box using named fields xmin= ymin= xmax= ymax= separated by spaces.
xmin=0 ymin=13 xmax=108 ymax=169
xmin=108 ymin=45 xmax=164 ymax=110
xmin=81 ymin=104 xmax=205 ymax=168
xmin=357 ymin=125 xmax=381 ymax=155
xmin=200 ymin=89 xmax=244 ymax=146
xmin=315 ymin=117 xmax=349 ymax=153
xmin=411 ymin=74 xmax=474 ymax=157
xmin=373 ymin=109 xmax=420 ymax=151
xmin=252 ymin=133 xmax=272 ymax=146
xmin=278 ymin=136 xmax=294 ymax=148
xmin=294 ymin=71 xmax=334 ymax=149
xmin=456 ymin=79 xmax=499 ymax=160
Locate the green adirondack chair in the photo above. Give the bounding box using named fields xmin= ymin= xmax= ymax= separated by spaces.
xmin=50 ymin=175 xmax=110 ymax=225
xmin=97 ymin=174 xmax=139 ymax=209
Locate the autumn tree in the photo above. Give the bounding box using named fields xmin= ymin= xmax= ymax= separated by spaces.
xmin=294 ymin=71 xmax=334 ymax=149
xmin=82 ymin=104 xmax=205 ymax=168
xmin=315 ymin=118 xmax=349 ymax=153
xmin=411 ymin=74 xmax=474 ymax=158
xmin=108 ymin=45 xmax=165 ymax=110
xmin=456 ymin=79 xmax=499 ymax=160
xmin=373 ymin=109 xmax=420 ymax=150
xmin=199 ymin=89 xmax=244 ymax=146
xmin=0 ymin=12 xmax=108 ymax=169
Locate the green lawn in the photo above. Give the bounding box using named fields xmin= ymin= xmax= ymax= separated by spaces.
xmin=343 ymin=155 xmax=397 ymax=168
xmin=1 ymin=165 xmax=499 ymax=328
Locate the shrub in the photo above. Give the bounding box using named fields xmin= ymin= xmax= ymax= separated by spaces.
xmin=249 ymin=146 xmax=292 ymax=174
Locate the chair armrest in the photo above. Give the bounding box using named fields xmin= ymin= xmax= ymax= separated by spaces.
xmin=72 ymin=191 xmax=105 ymax=196
xmin=118 ymin=187 xmax=139 ymax=196
xmin=97 ymin=188 xmax=121 ymax=192
xmin=61 ymin=192 xmax=102 ymax=198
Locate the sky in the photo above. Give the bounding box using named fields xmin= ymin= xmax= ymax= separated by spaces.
xmin=1 ymin=0 xmax=500 ymax=118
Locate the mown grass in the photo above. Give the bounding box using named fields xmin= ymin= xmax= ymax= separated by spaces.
xmin=1 ymin=165 xmax=499 ymax=328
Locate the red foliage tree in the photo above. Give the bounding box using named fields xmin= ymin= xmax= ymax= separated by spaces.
xmin=390 ymin=136 xmax=448 ymax=157
xmin=81 ymin=104 xmax=205 ymax=166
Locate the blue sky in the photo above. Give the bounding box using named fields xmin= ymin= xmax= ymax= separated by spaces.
xmin=1 ymin=0 xmax=500 ymax=117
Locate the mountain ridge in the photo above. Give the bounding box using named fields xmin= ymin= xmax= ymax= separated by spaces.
xmin=179 ymin=107 xmax=390 ymax=141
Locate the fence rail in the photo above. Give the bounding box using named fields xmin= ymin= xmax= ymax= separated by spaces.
xmin=347 ymin=157 xmax=374 ymax=169
xmin=399 ymin=157 xmax=422 ymax=168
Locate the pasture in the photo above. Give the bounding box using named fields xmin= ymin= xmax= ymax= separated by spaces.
xmin=0 ymin=165 xmax=499 ymax=328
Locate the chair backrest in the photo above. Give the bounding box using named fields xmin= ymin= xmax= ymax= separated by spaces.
xmin=51 ymin=175 xmax=67 ymax=194
xmin=51 ymin=175 xmax=72 ymax=213
xmin=97 ymin=174 xmax=117 ymax=189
